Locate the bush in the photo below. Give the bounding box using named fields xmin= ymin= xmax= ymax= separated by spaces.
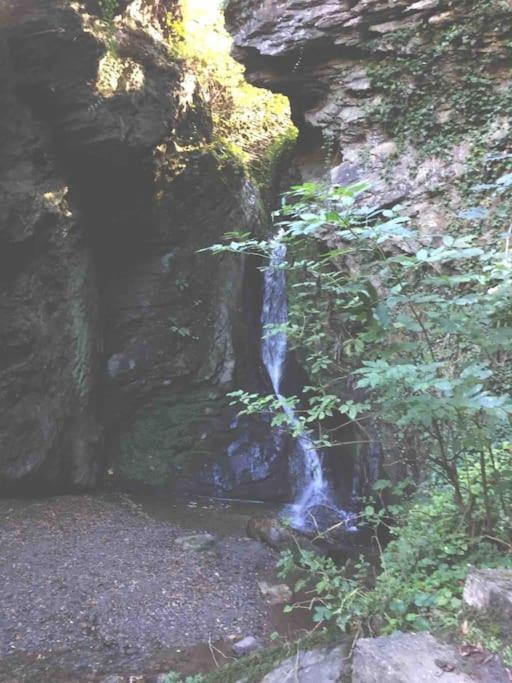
xmin=207 ymin=176 xmax=512 ymax=657
xmin=278 ymin=473 xmax=512 ymax=644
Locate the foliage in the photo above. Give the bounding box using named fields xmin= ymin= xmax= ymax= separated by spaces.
xmin=210 ymin=178 xmax=512 ymax=530
xmin=97 ymin=0 xmax=119 ymax=24
xmin=172 ymin=0 xmax=294 ymax=178
xmin=88 ymin=0 xmax=121 ymax=54
xmin=163 ymin=673 xmax=205 ymax=683
xmin=207 ymin=175 xmax=512 ymax=655
xmin=278 ymin=476 xmax=512 ymax=656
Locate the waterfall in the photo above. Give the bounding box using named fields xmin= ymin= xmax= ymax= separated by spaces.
xmin=261 ymin=238 xmax=337 ymax=529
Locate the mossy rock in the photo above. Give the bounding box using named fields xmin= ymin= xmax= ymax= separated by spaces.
xmin=117 ymin=388 xmax=223 ymax=486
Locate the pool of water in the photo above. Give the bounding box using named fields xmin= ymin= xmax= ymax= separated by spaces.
xmin=130 ymin=493 xmax=281 ymax=537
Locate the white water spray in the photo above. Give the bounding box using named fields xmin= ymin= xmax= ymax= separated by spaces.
xmin=261 ymin=238 xmax=334 ymax=528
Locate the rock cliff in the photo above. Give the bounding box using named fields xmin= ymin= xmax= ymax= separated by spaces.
xmin=225 ymin=0 xmax=511 ymax=228
xmin=225 ymin=0 xmax=512 ymax=483
xmin=0 ymin=0 xmax=264 ymax=491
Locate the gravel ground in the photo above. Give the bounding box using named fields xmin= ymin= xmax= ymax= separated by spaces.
xmin=0 ymin=494 xmax=279 ymax=681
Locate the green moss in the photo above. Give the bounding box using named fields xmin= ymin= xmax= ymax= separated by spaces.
xmin=117 ymin=388 xmax=220 ymax=486
xmin=69 ymin=255 xmax=94 ymax=400
xmin=251 ymin=125 xmax=299 ymax=206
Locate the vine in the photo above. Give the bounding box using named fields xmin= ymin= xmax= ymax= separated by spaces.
xmin=368 ymin=0 xmax=512 ymax=158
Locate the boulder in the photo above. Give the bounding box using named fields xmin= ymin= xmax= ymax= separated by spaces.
xmin=175 ymin=533 xmax=217 ymax=552
xmin=247 ymin=516 xmax=296 ymax=551
xmin=257 ymin=581 xmax=293 ymax=605
xmin=463 ymin=567 xmax=512 ymax=624
xmin=260 ymin=643 xmax=349 ymax=683
xmin=246 ymin=516 xmax=320 ymax=555
xmin=352 ymin=632 xmax=508 ymax=683
xmin=232 ymin=635 xmax=264 ymax=657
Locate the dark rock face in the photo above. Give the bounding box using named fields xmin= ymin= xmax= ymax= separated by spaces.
xmin=0 ymin=8 xmax=102 ymax=489
xmin=0 ymin=0 xmax=266 ymax=493
xmin=107 ymin=150 xmax=265 ymax=491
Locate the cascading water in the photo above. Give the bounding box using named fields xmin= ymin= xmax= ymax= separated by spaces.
xmin=261 ymin=237 xmax=350 ymax=530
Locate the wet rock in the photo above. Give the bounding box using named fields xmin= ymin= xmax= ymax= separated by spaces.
xmin=232 ymin=635 xmax=264 ymax=657
xmin=257 ymin=581 xmax=293 ymax=605
xmin=175 ymin=533 xmax=217 ymax=552
xmin=246 ymin=516 xmax=321 ymax=556
xmin=352 ymin=632 xmax=509 ymax=683
xmin=463 ymin=567 xmax=512 ymax=624
xmin=247 ymin=516 xmax=295 ymax=551
xmin=261 ymin=643 xmax=350 ymax=683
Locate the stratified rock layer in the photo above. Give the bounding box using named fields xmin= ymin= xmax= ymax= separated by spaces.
xmin=225 ymin=0 xmax=512 ymax=230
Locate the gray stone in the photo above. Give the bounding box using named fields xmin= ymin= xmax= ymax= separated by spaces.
xmin=257 ymin=581 xmax=293 ymax=605
xmin=261 ymin=644 xmax=349 ymax=683
xmin=408 ymin=0 xmax=440 ymax=11
xmin=175 ymin=533 xmax=217 ymax=552
xmin=463 ymin=567 xmax=512 ymax=623
xmin=352 ymin=632 xmax=508 ymax=683
xmin=246 ymin=516 xmax=320 ymax=555
xmin=232 ymin=635 xmax=264 ymax=657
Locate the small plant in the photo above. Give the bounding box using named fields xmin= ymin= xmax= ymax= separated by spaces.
xmin=98 ymin=0 xmax=119 ymax=24
xmin=93 ymin=0 xmax=120 ymax=54
xmin=278 ymin=477 xmax=512 ymax=641
xmin=163 ymin=673 xmax=205 ymax=683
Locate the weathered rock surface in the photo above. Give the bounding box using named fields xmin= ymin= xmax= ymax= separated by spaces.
xmin=0 ymin=0 xmax=271 ymax=493
xmin=352 ymin=632 xmax=509 ymax=683
xmin=463 ymin=567 xmax=512 ymax=625
xmin=175 ymin=533 xmax=217 ymax=552
xmin=232 ymin=635 xmax=264 ymax=657
xmin=257 ymin=580 xmax=293 ymax=605
xmin=226 ymin=0 xmax=512 ymax=233
xmin=0 ymin=2 xmax=104 ymax=489
xmin=260 ymin=643 xmax=350 ymax=683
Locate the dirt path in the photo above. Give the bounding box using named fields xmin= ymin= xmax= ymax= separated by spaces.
xmin=0 ymin=494 xmax=288 ymax=682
